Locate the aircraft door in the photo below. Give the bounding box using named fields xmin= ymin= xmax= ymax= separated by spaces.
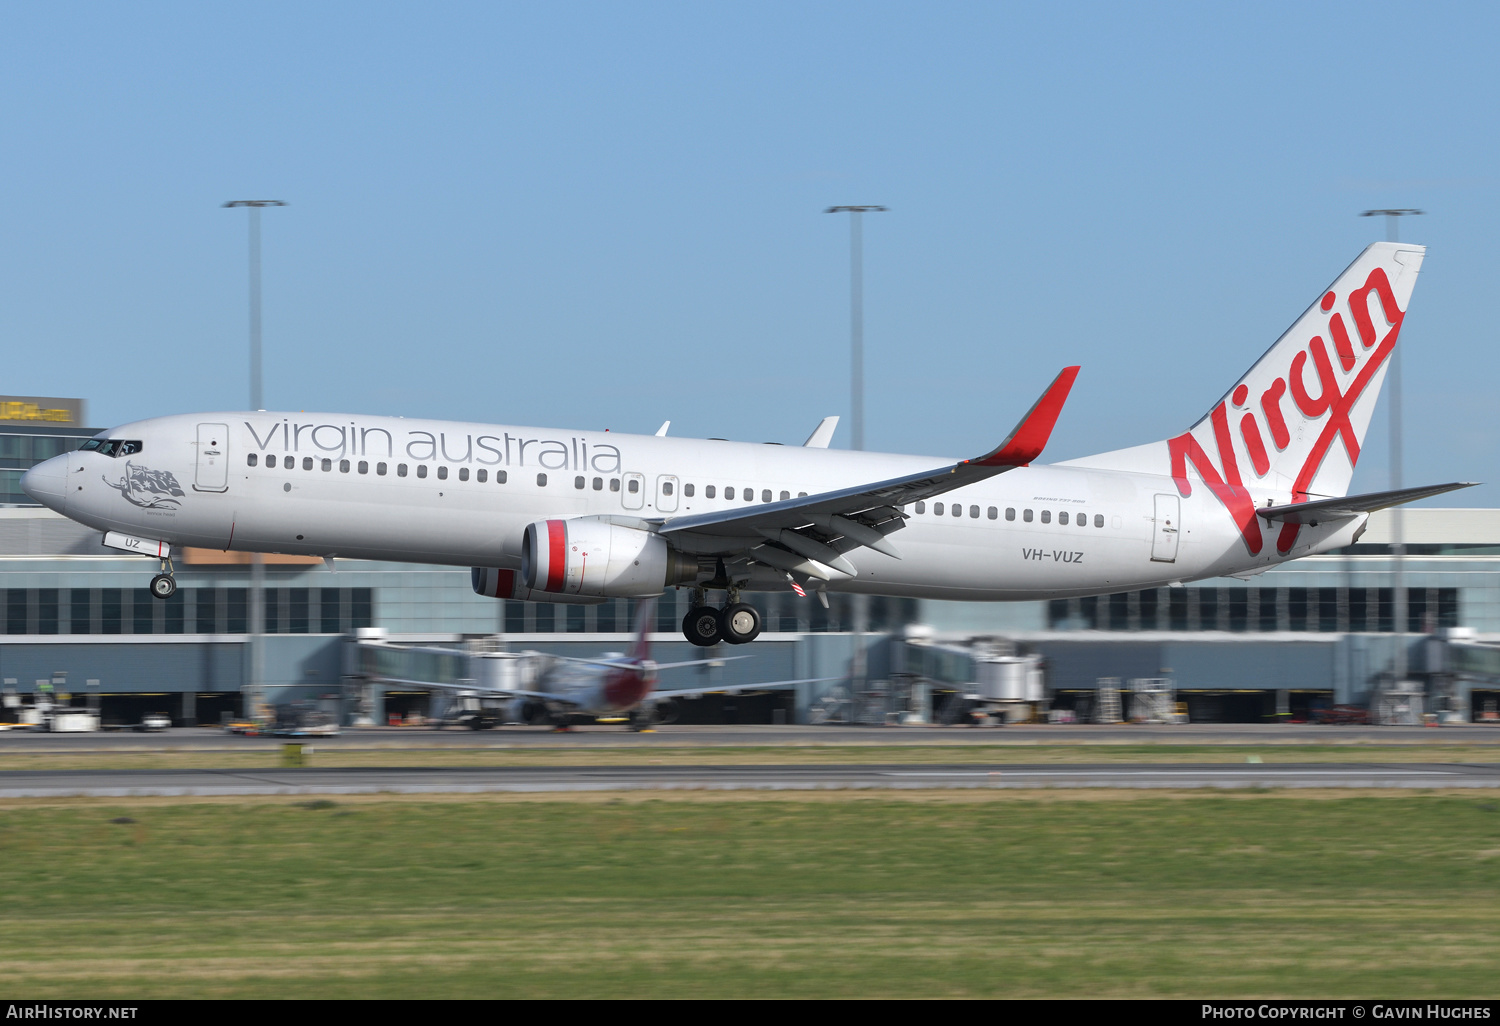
xmin=655 ymin=474 xmax=679 ymax=513
xmin=1151 ymin=494 xmax=1180 ymax=563
xmin=194 ymin=423 xmax=230 ymax=493
xmin=621 ymin=472 xmax=645 ymax=510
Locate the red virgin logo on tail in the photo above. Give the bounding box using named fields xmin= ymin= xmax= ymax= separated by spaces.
xmin=1167 ymin=266 xmax=1406 ymax=555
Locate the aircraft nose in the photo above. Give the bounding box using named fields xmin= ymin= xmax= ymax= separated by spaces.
xmin=21 ymin=455 xmax=68 ymax=512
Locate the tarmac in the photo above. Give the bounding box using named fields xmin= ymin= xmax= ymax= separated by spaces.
xmin=3 ymin=722 xmax=1499 ymax=750
xmin=1 ymin=761 xmax=1498 ymax=796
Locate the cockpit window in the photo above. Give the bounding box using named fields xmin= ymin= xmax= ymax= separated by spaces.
xmin=87 ymin=439 xmax=144 ymax=458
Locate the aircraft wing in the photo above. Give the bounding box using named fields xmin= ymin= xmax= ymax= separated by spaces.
xmin=658 ymin=368 xmax=1079 ymax=575
xmin=1257 ymin=482 xmax=1477 ymax=524
xmin=548 ymin=654 xmax=751 ymax=671
xmin=648 ymin=677 xmax=840 ymax=702
xmin=388 ymin=677 xmax=577 ymax=703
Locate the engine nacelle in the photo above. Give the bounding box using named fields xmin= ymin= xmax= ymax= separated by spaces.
xmin=521 ymin=517 xmax=695 ymax=598
xmin=470 ymin=567 xmax=605 ymax=604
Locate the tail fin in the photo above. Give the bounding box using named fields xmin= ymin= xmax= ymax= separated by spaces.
xmin=1064 ymin=242 xmax=1424 ymax=506
xmin=627 ymin=597 xmax=658 ymax=661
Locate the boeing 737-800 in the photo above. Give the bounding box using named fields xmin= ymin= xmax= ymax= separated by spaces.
xmin=21 ymin=242 xmax=1472 ymax=646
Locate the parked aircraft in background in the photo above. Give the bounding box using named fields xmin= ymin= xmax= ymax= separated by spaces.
xmin=401 ymin=598 xmax=817 ymax=730
xmin=23 ymin=242 xmax=1472 ymax=646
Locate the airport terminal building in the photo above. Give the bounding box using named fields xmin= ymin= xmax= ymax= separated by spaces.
xmin=1 ymin=501 xmax=1498 ymax=726
xmin=2 ymin=395 xmax=1498 ymax=726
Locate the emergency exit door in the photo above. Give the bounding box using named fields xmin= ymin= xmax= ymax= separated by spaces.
xmin=1151 ymin=494 xmax=1180 ymax=562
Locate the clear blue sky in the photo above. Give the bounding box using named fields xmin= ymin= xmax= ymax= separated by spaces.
xmin=3 ymin=2 xmax=1496 ymax=501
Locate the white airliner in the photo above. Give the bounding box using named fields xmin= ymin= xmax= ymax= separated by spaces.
xmin=22 ymin=242 xmax=1471 ymax=646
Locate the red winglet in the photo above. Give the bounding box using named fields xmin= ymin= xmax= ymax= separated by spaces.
xmin=971 ymin=366 xmax=1080 ymax=467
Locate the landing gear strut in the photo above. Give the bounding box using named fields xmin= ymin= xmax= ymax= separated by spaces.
xmin=149 ymin=559 xmax=177 ymax=600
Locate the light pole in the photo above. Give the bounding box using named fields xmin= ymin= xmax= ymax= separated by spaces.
xmin=224 ymin=200 xmax=286 ymax=722
xmin=1360 ymin=208 xmax=1422 ymax=684
xmin=825 ymin=205 xmax=886 ymax=708
xmin=824 ymin=206 xmax=887 ymax=452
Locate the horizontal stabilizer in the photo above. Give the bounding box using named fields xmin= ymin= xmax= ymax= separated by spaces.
xmin=1257 ymin=482 xmax=1477 ymax=524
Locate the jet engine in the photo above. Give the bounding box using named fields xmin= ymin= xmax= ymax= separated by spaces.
xmin=520 ymin=517 xmax=696 ymax=598
xmin=471 ymin=566 xmax=604 ymax=604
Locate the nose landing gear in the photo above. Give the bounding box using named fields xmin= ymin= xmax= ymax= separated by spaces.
xmin=149 ymin=558 xmax=177 ymax=600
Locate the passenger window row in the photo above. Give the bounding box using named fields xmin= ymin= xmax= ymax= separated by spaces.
xmin=247 ymin=453 xmax=817 ymax=503
xmin=697 ymin=485 xmax=803 ymax=502
xmin=910 ymin=500 xmax=1106 ymax=528
xmin=247 ymin=452 xmax=520 ymax=485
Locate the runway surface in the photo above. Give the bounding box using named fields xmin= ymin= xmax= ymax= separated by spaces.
xmin=4 ymin=722 xmax=1499 ymax=751
xmin=3 ymin=762 xmax=1499 ymax=796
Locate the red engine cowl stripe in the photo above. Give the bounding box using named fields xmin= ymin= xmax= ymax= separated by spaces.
xmin=545 ymin=519 xmax=567 ymax=592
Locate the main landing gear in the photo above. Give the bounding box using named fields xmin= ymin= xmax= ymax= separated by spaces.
xmin=149 ymin=558 xmax=177 ymax=600
xmin=681 ymin=585 xmax=762 ymax=647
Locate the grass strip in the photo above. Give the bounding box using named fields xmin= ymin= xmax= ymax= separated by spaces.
xmin=0 ymin=791 xmax=1498 ymax=997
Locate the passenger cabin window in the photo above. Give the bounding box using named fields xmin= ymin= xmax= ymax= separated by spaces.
xmin=457 ymin=467 xmax=468 ymax=481
xmin=663 ymin=482 xmax=674 ymax=495
xmin=1059 ymin=511 xmax=1069 ymax=525
xmin=322 ymin=459 xmax=333 ymax=472
xmin=724 ymin=487 xmax=735 ymax=500
xmin=627 ymin=479 xmax=638 ymax=493
xmin=340 ymin=459 xmax=350 ymax=473
xmin=934 ymin=502 xmax=944 ymax=516
xmin=247 ymin=454 xmax=258 ymax=467
xmin=1094 ymin=514 xmax=1104 ymax=528
xmin=437 ymin=466 xmax=448 ymax=480
xmin=575 ymin=476 xmax=585 ymax=489
xmin=1040 ymin=510 xmax=1051 ymax=524
xmin=476 ymin=469 xmax=486 ymax=482
xmin=397 ymin=464 xmax=408 ymax=477
xmin=1078 ymin=514 xmax=1088 ymax=528
xmin=1006 ymin=508 xmax=1015 ymax=521
xmin=497 ymin=470 xmax=508 ymax=484
xmin=970 ymin=505 xmax=979 ymax=518
xmin=377 ymin=463 xmax=388 ymax=476
xmin=915 ymin=501 xmax=925 ymax=514
xmin=704 ymin=485 xmax=716 ymax=498
xmin=780 ymin=491 xmax=790 ymax=501
xmin=607 ymin=477 xmax=617 ymax=491
xmin=684 ymin=483 xmax=695 ymax=497
xmin=303 ymin=457 xmax=314 ymax=471
xmin=988 ymin=507 xmax=997 ymax=520
xmin=416 ymin=465 xmax=427 ymax=479
xmin=537 ymin=473 xmax=548 ymax=487
xmin=762 ymin=489 xmax=772 ymax=502
xmin=593 ymin=477 xmax=603 ymax=490
xmin=1023 ymin=509 xmax=1033 ymax=522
